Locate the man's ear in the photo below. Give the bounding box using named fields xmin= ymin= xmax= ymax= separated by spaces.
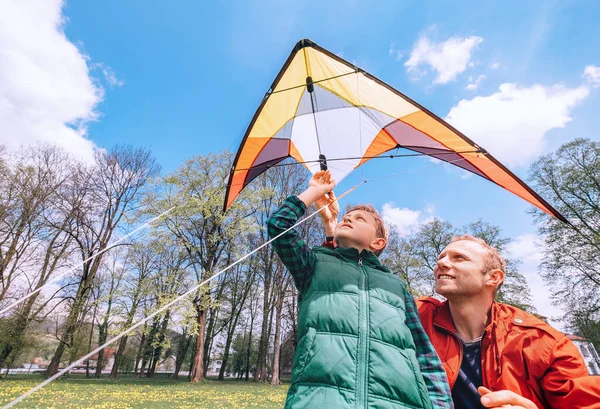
xmin=486 ymin=269 xmax=504 ymax=288
xmin=371 ymin=238 xmax=387 ymax=253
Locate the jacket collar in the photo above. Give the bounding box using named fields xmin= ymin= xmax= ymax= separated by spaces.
xmin=433 ymin=299 xmax=501 ymax=335
xmin=318 ymin=246 xmax=385 ymax=269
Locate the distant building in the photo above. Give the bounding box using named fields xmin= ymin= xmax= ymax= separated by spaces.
xmin=206 ymin=359 xmax=223 ymax=376
xmin=567 ymin=335 xmax=600 ymax=375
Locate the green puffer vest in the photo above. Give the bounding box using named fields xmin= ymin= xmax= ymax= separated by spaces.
xmin=284 ymin=246 xmax=433 ymax=409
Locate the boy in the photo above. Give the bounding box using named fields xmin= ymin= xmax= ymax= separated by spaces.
xmin=267 ymin=170 xmax=452 ymax=409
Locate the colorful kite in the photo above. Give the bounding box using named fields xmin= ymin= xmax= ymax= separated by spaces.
xmin=224 ymin=39 xmax=566 ymax=223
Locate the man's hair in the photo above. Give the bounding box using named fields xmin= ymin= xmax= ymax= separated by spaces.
xmin=345 ymin=204 xmax=388 ymax=256
xmin=449 ymin=235 xmax=505 ymax=296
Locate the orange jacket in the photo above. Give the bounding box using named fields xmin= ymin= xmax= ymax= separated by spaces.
xmin=417 ymin=297 xmax=600 ymax=409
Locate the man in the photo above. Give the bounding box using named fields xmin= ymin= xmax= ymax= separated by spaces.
xmin=418 ymin=236 xmax=600 ymax=409
xmin=318 ymin=199 xmax=600 ymax=409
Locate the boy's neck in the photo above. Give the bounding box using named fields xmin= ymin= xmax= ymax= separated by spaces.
xmin=335 ymin=238 xmax=369 ymax=255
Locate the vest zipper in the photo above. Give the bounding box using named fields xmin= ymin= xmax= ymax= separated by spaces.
xmin=356 ymin=256 xmax=368 ymax=408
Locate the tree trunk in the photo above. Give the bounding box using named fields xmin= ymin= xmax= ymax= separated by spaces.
xmin=0 ymin=293 xmax=37 ymax=369
xmin=110 ymin=335 xmax=128 ymax=378
xmin=172 ymin=334 xmax=192 ymax=380
xmin=111 ymin=292 xmax=142 ymax=378
xmin=271 ymin=289 xmax=284 ymax=385
xmin=255 ymin=276 xmax=271 ymax=381
xmin=133 ymin=327 xmax=146 ymax=377
xmin=47 ymin=266 xmax=95 ymax=377
xmin=245 ymin=311 xmax=255 ymax=381
xmin=190 ymin=308 xmax=207 ymax=382
xmin=148 ymin=310 xmax=170 ymax=378
xmin=141 ymin=317 xmax=160 ymax=377
xmin=203 ymin=307 xmax=218 ymax=377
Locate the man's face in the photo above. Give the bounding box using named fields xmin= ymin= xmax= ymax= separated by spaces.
xmin=334 ymin=210 xmax=380 ymax=252
xmin=434 ymin=240 xmax=489 ymax=298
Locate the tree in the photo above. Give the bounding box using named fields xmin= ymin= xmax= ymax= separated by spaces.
xmin=382 ymin=231 xmax=430 ymax=296
xmin=140 ymin=151 xmax=254 ymax=382
xmin=94 ymin=249 xmax=127 ymax=377
xmin=46 ymin=145 xmax=159 ymax=376
xmin=110 ymin=242 xmax=155 ymax=378
xmin=529 ymin=138 xmax=600 ymax=329
xmin=0 ymin=145 xmax=77 ymax=370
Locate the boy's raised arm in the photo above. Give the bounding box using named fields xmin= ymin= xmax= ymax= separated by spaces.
xmin=267 ymin=171 xmax=336 ymax=297
xmin=403 ymin=286 xmax=454 ymax=408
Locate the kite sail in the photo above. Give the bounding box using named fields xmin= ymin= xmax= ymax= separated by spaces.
xmin=224 ymin=39 xmax=566 ymax=223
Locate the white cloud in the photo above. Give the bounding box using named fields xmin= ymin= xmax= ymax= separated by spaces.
xmin=405 ymin=35 xmax=483 ymax=84
xmin=506 ymin=233 xmax=543 ymax=265
xmin=506 ymin=234 xmax=563 ymax=328
xmin=582 ymin=65 xmax=600 ymax=87
xmin=381 ymin=203 xmax=435 ymax=236
xmin=446 ymin=82 xmax=589 ymax=167
xmin=491 ymin=62 xmax=500 ymax=70
xmin=0 ymin=0 xmax=104 ymax=162
xmin=388 ymin=44 xmax=404 ymax=61
xmin=92 ymin=63 xmax=124 ymax=89
xmin=466 ymin=74 xmax=486 ymax=91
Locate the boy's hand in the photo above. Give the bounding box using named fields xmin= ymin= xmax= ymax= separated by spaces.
xmin=308 ymin=170 xmax=335 ymax=195
xmin=298 ymin=170 xmax=336 ymax=209
xmin=315 ymin=190 xmax=339 ymax=223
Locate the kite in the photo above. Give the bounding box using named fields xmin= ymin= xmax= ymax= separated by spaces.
xmin=224 ymin=39 xmax=566 ymax=223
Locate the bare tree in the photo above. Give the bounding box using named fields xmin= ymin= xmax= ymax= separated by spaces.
xmin=46 ymin=145 xmax=159 ymax=376
xmin=0 ymin=146 xmax=77 ymax=370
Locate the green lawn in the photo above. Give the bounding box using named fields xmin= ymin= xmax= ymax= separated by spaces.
xmin=0 ymin=375 xmax=289 ymax=408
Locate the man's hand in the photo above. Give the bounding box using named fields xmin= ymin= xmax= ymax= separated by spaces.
xmin=298 ymin=170 xmax=336 ymax=209
xmin=478 ymin=386 xmax=538 ymax=409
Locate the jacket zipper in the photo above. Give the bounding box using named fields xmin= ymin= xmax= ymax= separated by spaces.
xmin=356 ymin=257 xmax=369 ymax=408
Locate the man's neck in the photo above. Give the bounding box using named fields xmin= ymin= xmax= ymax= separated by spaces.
xmin=447 ymin=296 xmax=493 ymax=342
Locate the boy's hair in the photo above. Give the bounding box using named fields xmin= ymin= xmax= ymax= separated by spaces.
xmin=345 ymin=204 xmax=388 ymax=256
xmin=449 ymin=235 xmax=505 ymax=295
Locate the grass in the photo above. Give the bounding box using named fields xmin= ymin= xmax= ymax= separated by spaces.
xmin=0 ymin=375 xmax=290 ymax=408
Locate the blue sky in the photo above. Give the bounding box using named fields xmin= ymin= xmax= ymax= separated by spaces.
xmin=2 ymin=0 xmax=599 ymax=323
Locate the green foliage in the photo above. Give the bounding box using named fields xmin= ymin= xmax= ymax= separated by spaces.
xmin=529 ymin=138 xmax=600 ymax=331
xmin=228 ymin=332 xmax=258 ymax=376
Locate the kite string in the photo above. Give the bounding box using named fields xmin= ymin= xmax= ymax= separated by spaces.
xmin=356 ymin=69 xmax=364 ymax=182
xmin=3 ymin=156 xmax=473 ymax=408
xmin=0 ymin=206 xmax=176 ymax=317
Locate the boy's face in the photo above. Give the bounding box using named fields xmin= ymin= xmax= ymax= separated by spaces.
xmin=334 ymin=210 xmax=386 ymax=254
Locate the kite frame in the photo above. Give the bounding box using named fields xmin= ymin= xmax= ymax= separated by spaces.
xmin=223 ymin=39 xmax=567 ymax=224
